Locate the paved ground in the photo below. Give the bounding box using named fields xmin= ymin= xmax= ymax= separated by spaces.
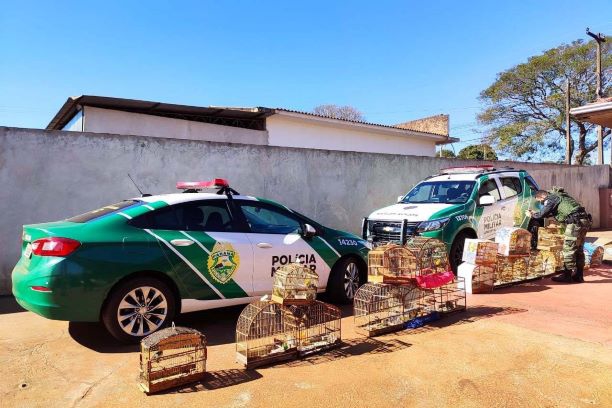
xmin=1 ymin=262 xmax=611 ymax=408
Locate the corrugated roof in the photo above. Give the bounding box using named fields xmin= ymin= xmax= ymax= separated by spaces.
xmin=46 ymin=95 xmax=455 ymax=142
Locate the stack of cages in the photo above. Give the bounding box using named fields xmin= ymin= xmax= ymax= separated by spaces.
xmin=495 ymin=227 xmax=532 ymax=285
xmin=284 ymin=301 xmax=341 ymax=356
xmin=354 ymin=283 xmax=430 ymax=336
xmin=235 ymin=301 xmax=298 ymax=369
xmin=236 ymin=263 xmax=341 ymax=367
xmin=367 ymin=243 xmax=399 ymax=283
xmin=537 ymin=226 xmax=565 ymax=276
xmin=139 ymin=326 xmax=207 ymax=394
xmin=459 ymin=239 xmax=498 ymax=293
xmin=526 ymin=250 xmax=545 ymax=279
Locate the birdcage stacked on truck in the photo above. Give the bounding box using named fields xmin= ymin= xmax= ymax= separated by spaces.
xmin=139 ymin=326 xmax=207 ymax=394
xmin=535 ymin=226 xmax=565 ymax=276
xmin=235 ymin=264 xmax=340 ymax=368
xmin=356 ymin=237 xmax=466 ymax=337
xmin=494 ymin=227 xmax=532 ymax=285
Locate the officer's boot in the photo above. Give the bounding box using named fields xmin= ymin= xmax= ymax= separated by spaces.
xmin=551 ymin=267 xmax=573 ymax=283
xmin=572 ymin=262 xmax=585 ymax=283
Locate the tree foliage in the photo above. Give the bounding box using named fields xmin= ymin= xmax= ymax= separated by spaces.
xmin=458 ymin=144 xmax=498 ymax=160
xmin=312 ymin=104 xmax=365 ymax=121
xmin=478 ymin=39 xmax=611 ymax=165
xmin=438 ymin=148 xmax=456 ymax=158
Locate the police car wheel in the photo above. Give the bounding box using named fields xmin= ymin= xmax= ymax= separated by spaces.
xmin=450 ymin=232 xmax=471 ymax=274
xmin=327 ymin=257 xmax=362 ymax=304
xmin=102 ymin=277 xmax=176 ymax=344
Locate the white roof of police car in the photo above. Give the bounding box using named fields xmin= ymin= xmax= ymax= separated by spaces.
xmin=427 ymin=170 xmax=521 ymax=183
xmin=137 ymin=193 xmax=259 ymax=206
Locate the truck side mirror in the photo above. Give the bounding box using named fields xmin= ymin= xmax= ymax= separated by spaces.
xmin=479 ymin=195 xmax=495 ymax=206
xmin=397 ymin=195 xmax=404 ymax=203
xmin=302 ymin=223 xmax=316 ymax=239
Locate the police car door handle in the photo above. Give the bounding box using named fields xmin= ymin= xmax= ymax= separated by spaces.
xmin=170 ymin=239 xmax=195 ymax=247
xmin=256 ymin=242 xmax=273 ymax=249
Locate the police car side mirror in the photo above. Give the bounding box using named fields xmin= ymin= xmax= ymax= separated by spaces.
xmin=302 ymin=223 xmax=316 ymax=239
xmin=397 ymin=195 xmax=404 ymax=203
xmin=479 ymin=195 xmax=495 ymax=206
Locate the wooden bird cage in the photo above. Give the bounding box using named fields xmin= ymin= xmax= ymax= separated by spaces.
xmin=139 ymin=326 xmax=207 ymax=394
xmin=382 ymin=246 xmax=419 ymax=283
xmin=584 ymin=244 xmax=604 ymax=267
xmin=526 ymin=251 xmax=545 ymax=279
xmin=284 ymin=301 xmax=341 ymax=356
xmin=540 ymin=250 xmax=563 ymax=275
xmin=471 ymin=264 xmax=497 ymax=293
xmin=537 ymin=227 xmax=564 ymax=251
xmin=462 ymin=239 xmax=498 ymax=265
xmin=405 ymin=237 xmax=449 ymax=273
xmin=353 ymin=283 xmax=431 ymax=337
xmin=431 ymin=278 xmax=467 ymax=313
xmin=272 ymin=263 xmax=319 ymax=305
xmin=495 ymin=228 xmax=532 ymax=256
xmin=495 ymin=255 xmax=529 ymax=285
xmin=368 ymin=243 xmax=399 ymax=279
xmin=236 ymin=301 xmax=298 ymax=369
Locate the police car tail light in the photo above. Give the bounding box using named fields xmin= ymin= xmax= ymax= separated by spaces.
xmin=31 ymin=237 xmax=81 ymax=257
xmin=176 ymin=179 xmax=229 ymax=190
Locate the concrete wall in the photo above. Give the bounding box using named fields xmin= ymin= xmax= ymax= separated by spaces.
xmin=81 ymin=106 xmax=269 ymax=145
xmin=266 ymin=113 xmax=439 ymax=156
xmin=0 ymin=126 xmax=609 ymax=294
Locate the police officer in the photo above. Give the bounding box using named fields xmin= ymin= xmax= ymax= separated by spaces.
xmin=526 ymin=188 xmax=592 ymax=283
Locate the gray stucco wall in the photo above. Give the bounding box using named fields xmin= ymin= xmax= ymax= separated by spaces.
xmin=0 ymin=126 xmax=609 ymax=294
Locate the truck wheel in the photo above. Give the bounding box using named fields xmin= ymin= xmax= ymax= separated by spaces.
xmin=327 ymin=257 xmax=362 ymax=304
xmin=102 ymin=277 xmax=176 ymax=343
xmin=449 ymin=232 xmax=471 ymax=274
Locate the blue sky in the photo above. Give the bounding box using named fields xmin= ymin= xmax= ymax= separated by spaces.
xmin=1 ymin=1 xmax=611 ymax=159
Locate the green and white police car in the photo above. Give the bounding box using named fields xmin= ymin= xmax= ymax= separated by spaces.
xmin=363 ymin=166 xmax=542 ymax=271
xmin=12 ymin=179 xmax=369 ymax=342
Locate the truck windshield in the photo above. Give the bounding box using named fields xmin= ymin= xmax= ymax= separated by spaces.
xmin=401 ymin=181 xmax=475 ymax=204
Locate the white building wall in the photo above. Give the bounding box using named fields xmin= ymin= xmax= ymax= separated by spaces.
xmin=266 ymin=114 xmax=438 ymax=156
xmin=82 ymin=107 xmax=268 ymax=145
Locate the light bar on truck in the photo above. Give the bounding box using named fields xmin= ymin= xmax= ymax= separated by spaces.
xmin=439 ymin=165 xmax=495 ymax=174
xmin=176 ymin=178 xmax=229 ymax=191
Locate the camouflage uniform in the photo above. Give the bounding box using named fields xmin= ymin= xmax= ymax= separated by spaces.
xmin=531 ymin=187 xmax=592 ymax=281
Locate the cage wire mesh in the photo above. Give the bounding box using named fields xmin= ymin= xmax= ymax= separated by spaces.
xmin=353 ymin=283 xmax=432 ymax=337
xmin=405 ymin=237 xmax=449 ymax=273
xmin=471 ymin=264 xmax=497 ymax=293
xmin=272 ymin=263 xmax=319 ymax=305
xmin=495 ymin=228 xmax=532 ymax=256
xmin=537 ymin=227 xmax=564 ymax=250
xmin=235 ymin=301 xmax=298 ymax=369
xmin=368 ymin=243 xmax=399 ymax=278
xmin=540 ymin=250 xmax=563 ymax=275
xmin=431 ymin=277 xmax=467 ymax=313
xmin=495 ymin=255 xmax=529 ymax=285
xmin=526 ymin=251 xmax=545 ymax=279
xmin=585 ymin=245 xmax=604 ymax=267
xmin=284 ymin=301 xmax=341 ymax=356
xmin=139 ymin=326 xmax=207 ymax=394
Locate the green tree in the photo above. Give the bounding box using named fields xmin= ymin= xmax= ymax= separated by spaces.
xmin=312 ymin=104 xmax=364 ymax=121
xmin=438 ymin=149 xmax=456 ymax=158
xmin=458 ymin=144 xmax=498 ymax=160
xmin=478 ymin=39 xmax=611 ymax=165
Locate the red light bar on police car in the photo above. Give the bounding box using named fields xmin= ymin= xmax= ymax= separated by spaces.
xmin=176 ymin=179 xmax=229 ymax=190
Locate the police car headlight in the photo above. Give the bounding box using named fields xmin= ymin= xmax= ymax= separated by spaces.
xmin=417 ymin=217 xmax=450 ymax=233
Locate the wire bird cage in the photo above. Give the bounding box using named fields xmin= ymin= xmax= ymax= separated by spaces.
xmin=495 ymin=227 xmax=532 ymax=256
xmin=405 ymin=237 xmax=449 ymax=274
xmin=584 ymin=243 xmax=604 ymax=267
xmin=462 ymin=239 xmax=498 ymax=265
xmin=367 ymin=243 xmax=399 ymax=280
xmin=272 ymin=263 xmax=319 ymax=305
xmin=284 ymin=301 xmax=341 ymax=356
xmin=431 ymin=277 xmax=467 ymax=313
xmin=495 ymin=255 xmax=529 ymax=285
xmin=353 ymin=283 xmax=431 ymax=337
xmin=236 ymin=301 xmax=298 ymax=369
xmin=537 ymin=227 xmax=564 ymax=250
xmin=139 ymin=326 xmax=207 ymax=394
xmin=471 ymin=264 xmax=497 ymax=293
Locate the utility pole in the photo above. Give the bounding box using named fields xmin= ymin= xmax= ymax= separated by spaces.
xmin=565 ymin=80 xmax=572 ymax=165
xmin=586 ymin=28 xmax=606 ymax=164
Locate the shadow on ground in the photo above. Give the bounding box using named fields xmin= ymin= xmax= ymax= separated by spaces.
xmin=156 ymin=369 xmax=263 ymax=394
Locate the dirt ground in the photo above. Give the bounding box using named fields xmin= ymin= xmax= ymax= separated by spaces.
xmin=1 ymin=264 xmax=611 ymax=408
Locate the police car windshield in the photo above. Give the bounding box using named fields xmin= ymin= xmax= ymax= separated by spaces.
xmin=402 ymin=181 xmax=475 ymax=204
